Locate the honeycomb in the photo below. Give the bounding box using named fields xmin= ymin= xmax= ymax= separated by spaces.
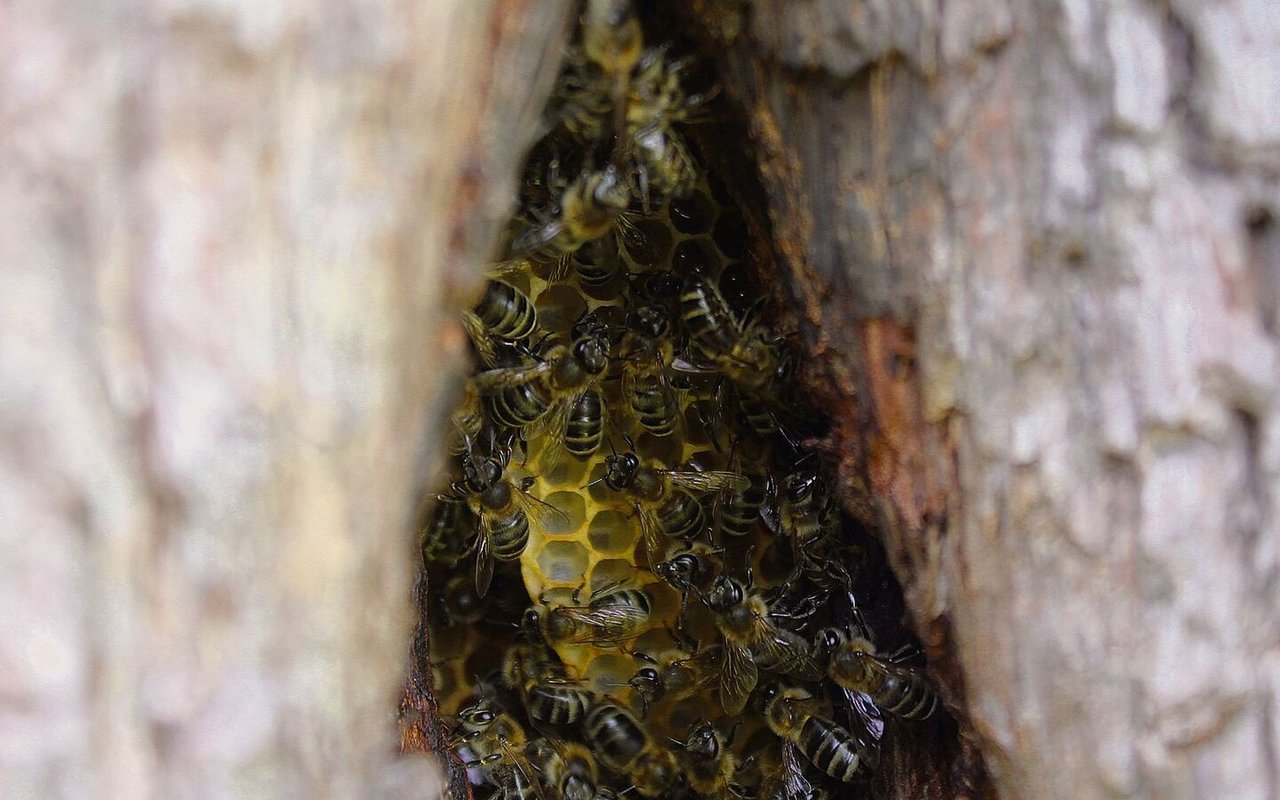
xmin=413 ymin=3 xmax=946 ymax=798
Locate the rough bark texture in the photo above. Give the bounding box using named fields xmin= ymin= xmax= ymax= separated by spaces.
xmin=689 ymin=1 xmax=1280 ymax=798
xmin=6 ymin=0 xmax=1279 ymax=799
xmin=0 ymin=1 xmax=570 ymax=797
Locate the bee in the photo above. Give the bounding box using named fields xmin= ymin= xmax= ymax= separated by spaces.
xmin=619 ymin=305 xmax=683 ymax=438
xmin=452 ymin=447 xmax=566 ymax=596
xmin=564 ymin=388 xmax=606 ymax=459
xmin=501 ymin=641 xmax=595 ymax=726
xmin=420 ymin=494 xmax=471 ymax=568
xmin=671 ymin=721 xmax=747 ymax=798
xmin=511 ymin=165 xmax=631 ymax=266
xmin=583 ymin=702 xmax=680 ymax=798
xmin=436 ymin=573 xmax=490 ymax=626
xmin=765 ymin=469 xmax=852 ymax=593
xmin=822 ymin=630 xmax=939 ymax=721
xmin=450 ymin=701 xmax=545 ymax=799
xmin=704 ymin=574 xmax=822 ymax=714
xmin=627 ymin=645 xmax=721 ymax=716
xmin=462 ymin=279 xmax=539 ymax=365
xmin=655 ymin=541 xmax=722 ymax=624
xmin=473 ymin=332 xmax=611 ymax=463
xmin=761 ymin=685 xmax=871 ymax=783
xmin=600 ymin=448 xmax=747 ymax=562
xmin=623 ymin=47 xmax=712 ymax=205
xmin=530 ymin=582 xmax=652 ymax=647
xmin=715 ymin=467 xmax=767 ymax=538
xmin=571 ymin=233 xmax=623 ymax=289
xmin=540 ymin=741 xmax=604 ymax=800
xmin=678 ymin=276 xmax=784 ymax=393
xmin=450 ymin=381 xmax=488 ymax=452
xmin=756 ymin=738 xmax=823 ymax=800
xmin=581 ymin=0 xmax=644 ymax=135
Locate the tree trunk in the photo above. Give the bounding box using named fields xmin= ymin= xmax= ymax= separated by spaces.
xmin=5 ymin=0 xmax=1277 ymax=799
xmin=0 ymin=1 xmax=570 ymax=797
xmin=686 ymin=1 xmax=1280 ymax=798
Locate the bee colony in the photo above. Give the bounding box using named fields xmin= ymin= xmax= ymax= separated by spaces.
xmin=418 ymin=2 xmax=945 ymax=797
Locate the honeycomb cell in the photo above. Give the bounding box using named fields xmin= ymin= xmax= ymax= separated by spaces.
xmin=538 ymin=540 xmax=590 ymax=585
xmin=586 ymin=462 xmax=612 ymax=504
xmin=713 ymin=207 xmax=748 ymax=260
xmin=534 ymin=283 xmax=587 ymax=333
xmin=585 ymin=652 xmax=639 ymax=693
xmin=590 ymin=557 xmax=638 ymax=590
xmin=542 ymin=490 xmax=586 ymax=535
xmin=637 ymin=431 xmax=683 ymax=467
xmin=587 ymin=509 xmax=636 ymax=554
xmin=668 ymin=189 xmax=717 ymax=235
xmin=717 ymin=263 xmax=752 ymax=317
xmin=621 ymin=217 xmax=675 ymax=267
xmin=671 ymin=236 xmax=719 ymax=274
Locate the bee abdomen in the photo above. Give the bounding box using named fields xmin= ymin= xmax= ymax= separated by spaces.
xmin=680 ymin=279 xmax=738 ymax=360
xmin=490 ymin=512 xmax=530 ymax=561
xmin=475 ymin=280 xmax=538 ymax=341
xmin=657 ymin=490 xmax=705 ymax=539
xmin=799 ymin=717 xmax=864 ymax=782
xmin=584 ymin=703 xmax=647 ymax=771
xmin=720 ymin=475 xmax=765 ymax=537
xmin=565 ymin=389 xmax=605 ymax=457
xmin=595 ymin=587 xmax=652 ymax=617
xmin=630 ymin=374 xmax=678 ymax=436
xmin=877 ymin=673 xmax=939 ymax=720
xmin=526 ymin=683 xmax=592 ymax=725
xmin=491 ymin=381 xmax=553 ymax=429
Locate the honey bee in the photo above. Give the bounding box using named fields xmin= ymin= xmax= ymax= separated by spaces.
xmin=678 ymin=276 xmax=784 ymax=393
xmin=581 ymin=0 xmax=644 ymax=134
xmin=672 ymin=721 xmax=748 ymax=798
xmin=627 ymin=645 xmax=721 ymax=717
xmin=511 ymin=165 xmax=631 ymax=266
xmin=530 ymin=583 xmax=652 ymax=647
xmin=623 ymin=47 xmax=713 ymax=205
xmin=571 ymin=233 xmax=624 ymax=289
xmin=600 ymin=448 xmax=747 ymax=563
xmin=715 ymin=467 xmax=767 ymax=538
xmin=437 ymin=573 xmax=491 ymax=626
xmin=704 ymin=574 xmax=822 ymax=714
xmin=822 ymin=630 xmax=939 ymax=721
xmin=540 ymin=741 xmax=604 ymax=800
xmin=501 ymin=640 xmax=595 ymax=726
xmin=462 ymin=279 xmax=540 ymax=365
xmin=766 ymin=469 xmax=851 ymax=592
xmin=761 ymin=685 xmax=871 ymax=783
xmin=619 ymin=304 xmax=683 ymax=438
xmin=452 ymin=447 xmax=566 ymax=597
xmin=756 ymin=738 xmax=823 ymax=800
xmin=655 ymin=541 xmax=722 ymax=622
xmin=473 ymin=332 xmax=611 ymax=464
xmin=583 ymin=702 xmax=680 ymax=798
xmin=450 ymin=381 xmax=488 ymax=452
xmin=420 ymin=494 xmax=471 ymax=568
xmin=450 ymin=700 xmax=545 ymax=799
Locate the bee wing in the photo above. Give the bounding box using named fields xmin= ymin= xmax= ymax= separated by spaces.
xmin=512 ymin=216 xmax=566 ymax=258
xmin=460 ymin=311 xmax=498 ymax=366
xmin=755 ymin=624 xmax=823 ymax=681
xmin=499 ymin=738 xmax=547 ymax=800
xmin=719 ymin=643 xmax=758 ymax=715
xmin=556 ymin=603 xmax=646 ymax=644
xmin=635 ymin=506 xmax=667 ymax=571
xmin=845 ymin=687 xmax=885 ymax=753
xmin=473 ymin=524 xmax=494 ymax=599
xmin=472 ymin=360 xmax=555 ymax=393
xmin=509 ymin=484 xmax=569 ymax=529
xmin=779 ymin=739 xmax=815 ymax=798
xmin=664 ymin=469 xmax=750 ymax=494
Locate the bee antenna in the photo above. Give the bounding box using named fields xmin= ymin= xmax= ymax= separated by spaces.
xmin=583 ymin=474 xmax=608 ymax=490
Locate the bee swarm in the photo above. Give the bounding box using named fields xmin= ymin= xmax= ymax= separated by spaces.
xmin=415 ymin=3 xmax=950 ymax=798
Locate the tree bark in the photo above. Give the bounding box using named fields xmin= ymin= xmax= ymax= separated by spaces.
xmin=6 ymin=0 xmax=1278 ymax=799
xmin=689 ymin=1 xmax=1280 ymax=798
xmin=0 ymin=1 xmax=570 ymax=797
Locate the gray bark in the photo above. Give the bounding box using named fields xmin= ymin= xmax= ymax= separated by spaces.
xmin=0 ymin=1 xmax=570 ymax=797
xmin=694 ymin=1 xmax=1280 ymax=798
xmin=5 ymin=0 xmax=1278 ymax=799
